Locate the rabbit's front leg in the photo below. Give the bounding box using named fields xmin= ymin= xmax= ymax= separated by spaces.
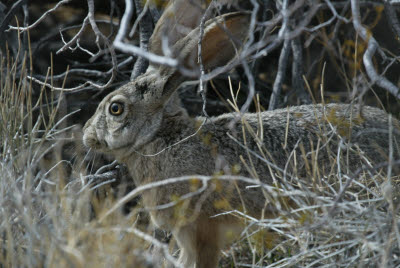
xmin=174 ymin=220 xmax=221 ymax=268
xmin=173 ymin=226 xmax=196 ymax=267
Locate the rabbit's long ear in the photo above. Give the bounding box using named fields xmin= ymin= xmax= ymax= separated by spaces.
xmin=149 ymin=0 xmax=237 ymax=57
xmin=151 ymin=12 xmax=250 ymax=106
xmin=149 ymin=0 xmax=210 ymax=57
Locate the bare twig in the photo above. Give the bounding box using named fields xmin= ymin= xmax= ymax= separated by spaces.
xmin=8 ymin=0 xmax=71 ymax=32
xmin=291 ymin=36 xmax=311 ymax=104
xmin=269 ymin=39 xmax=291 ymax=110
xmin=198 ymin=1 xmax=214 ymax=118
xmin=113 ymin=0 xmax=177 ymax=67
xmin=351 ymin=0 xmax=400 ymax=99
xmin=42 ymin=52 xmax=132 ymax=82
xmin=57 ymin=16 xmax=90 ymax=54
xmin=131 ymin=0 xmax=153 ymax=80
xmin=87 ymin=0 xmax=117 ymax=84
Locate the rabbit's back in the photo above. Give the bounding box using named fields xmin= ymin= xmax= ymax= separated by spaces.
xmin=126 ymin=103 xmax=398 ymax=227
xmin=205 ymin=103 xmax=398 ymax=173
xmin=191 ymin=103 xmax=398 ymax=218
xmin=134 ymin=103 xmax=397 ymax=187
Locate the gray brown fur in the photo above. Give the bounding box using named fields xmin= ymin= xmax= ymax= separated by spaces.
xmin=83 ymin=7 xmax=400 ymax=268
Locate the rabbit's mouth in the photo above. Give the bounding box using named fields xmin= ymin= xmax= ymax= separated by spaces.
xmin=83 ymin=132 xmax=107 ymax=151
xmin=83 ymin=137 xmax=102 ymax=150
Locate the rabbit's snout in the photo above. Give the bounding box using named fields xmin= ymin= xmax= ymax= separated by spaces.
xmin=82 ymin=120 xmax=102 ymax=149
xmin=82 ymin=134 xmax=98 ymax=149
xmin=82 ymin=130 xmax=100 ymax=149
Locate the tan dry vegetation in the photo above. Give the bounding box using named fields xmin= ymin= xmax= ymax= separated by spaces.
xmin=1 ymin=1 xmax=400 ymax=267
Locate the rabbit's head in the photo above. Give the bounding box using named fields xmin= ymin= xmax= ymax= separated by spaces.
xmin=83 ymin=12 xmax=250 ymax=159
xmin=82 ymin=77 xmax=162 ymax=156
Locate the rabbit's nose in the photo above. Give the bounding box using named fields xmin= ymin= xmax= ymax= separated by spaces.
xmin=83 ymin=127 xmax=100 ymax=149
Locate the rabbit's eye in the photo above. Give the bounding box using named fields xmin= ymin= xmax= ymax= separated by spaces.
xmin=109 ymin=102 xmax=124 ymax=116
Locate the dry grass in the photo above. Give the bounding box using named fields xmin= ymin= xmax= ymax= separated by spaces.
xmin=0 ymin=48 xmax=159 ymax=268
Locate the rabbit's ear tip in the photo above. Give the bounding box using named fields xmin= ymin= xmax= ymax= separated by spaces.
xmin=198 ymin=12 xmax=250 ymax=69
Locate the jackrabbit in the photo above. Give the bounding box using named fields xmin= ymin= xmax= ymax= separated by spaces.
xmin=83 ymin=5 xmax=400 ymax=268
